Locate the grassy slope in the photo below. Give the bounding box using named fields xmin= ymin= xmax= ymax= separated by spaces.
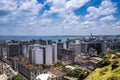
xmin=85 ymin=54 xmax=120 ymax=80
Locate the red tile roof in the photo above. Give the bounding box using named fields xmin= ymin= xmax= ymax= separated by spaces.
xmin=20 ymin=60 xmax=37 ymax=70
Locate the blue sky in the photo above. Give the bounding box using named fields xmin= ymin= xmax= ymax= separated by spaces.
xmin=0 ymin=0 xmax=120 ymax=35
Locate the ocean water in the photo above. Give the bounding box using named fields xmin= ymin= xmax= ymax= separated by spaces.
xmin=0 ymin=36 xmax=84 ymax=41
xmin=0 ymin=35 xmax=117 ymax=41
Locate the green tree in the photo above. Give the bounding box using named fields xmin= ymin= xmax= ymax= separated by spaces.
xmin=38 ymin=65 xmax=44 ymax=71
xmin=111 ymin=61 xmax=119 ymax=70
xmin=109 ymin=50 xmax=116 ymax=54
xmin=11 ymin=74 xmax=26 ymax=80
xmin=67 ymin=69 xmax=88 ymax=79
xmin=100 ymin=58 xmax=110 ymax=67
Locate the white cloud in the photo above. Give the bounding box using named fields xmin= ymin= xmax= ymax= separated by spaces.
xmin=0 ymin=0 xmax=43 ymax=24
xmin=18 ymin=0 xmax=42 ymax=15
xmin=0 ymin=0 xmax=17 ymax=11
xmin=100 ymin=15 xmax=115 ymax=21
xmin=85 ymin=0 xmax=117 ymax=20
xmin=81 ymin=20 xmax=96 ymax=25
xmin=43 ymin=0 xmax=90 ymax=26
xmin=112 ymin=21 xmax=120 ymax=29
xmin=45 ymin=0 xmax=90 ymax=12
xmin=0 ymin=0 xmax=119 ymax=35
xmin=65 ymin=0 xmax=90 ymax=10
xmin=62 ymin=11 xmax=80 ymax=25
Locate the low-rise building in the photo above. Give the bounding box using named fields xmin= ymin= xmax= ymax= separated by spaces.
xmin=35 ymin=74 xmax=51 ymax=80
xmin=88 ymin=48 xmax=98 ymax=56
xmin=35 ymin=70 xmax=65 ymax=80
xmin=0 ymin=62 xmax=3 ymax=74
xmin=64 ymin=65 xmax=76 ymax=70
xmin=86 ymin=57 xmax=103 ymax=70
xmin=18 ymin=60 xmax=38 ymax=80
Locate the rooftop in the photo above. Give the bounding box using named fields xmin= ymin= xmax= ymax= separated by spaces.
xmin=20 ymin=60 xmax=37 ymax=70
xmin=59 ymin=48 xmax=74 ymax=51
xmin=65 ymin=65 xmax=76 ymax=70
xmin=36 ymin=74 xmax=51 ymax=80
xmin=36 ymin=70 xmax=65 ymax=80
xmin=8 ymin=42 xmax=19 ymax=45
xmin=89 ymin=57 xmax=103 ymax=61
xmin=88 ymin=59 xmax=99 ymax=64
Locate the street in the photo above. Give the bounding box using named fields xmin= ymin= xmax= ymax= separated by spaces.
xmin=0 ymin=61 xmax=18 ymax=80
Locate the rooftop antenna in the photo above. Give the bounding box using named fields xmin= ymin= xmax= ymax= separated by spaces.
xmin=91 ymin=33 xmax=93 ymax=38
xmin=90 ymin=33 xmax=93 ymax=41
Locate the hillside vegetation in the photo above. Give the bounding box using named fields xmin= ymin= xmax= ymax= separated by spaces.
xmin=85 ymin=52 xmax=120 ymax=80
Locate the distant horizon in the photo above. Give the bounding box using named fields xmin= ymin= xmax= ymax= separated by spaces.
xmin=0 ymin=34 xmax=119 ymax=41
xmin=0 ymin=34 xmax=119 ymax=36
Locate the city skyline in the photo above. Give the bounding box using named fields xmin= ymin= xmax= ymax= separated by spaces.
xmin=0 ymin=0 xmax=120 ymax=35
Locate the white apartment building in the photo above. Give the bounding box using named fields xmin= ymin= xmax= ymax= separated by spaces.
xmin=28 ymin=44 xmax=57 ymax=65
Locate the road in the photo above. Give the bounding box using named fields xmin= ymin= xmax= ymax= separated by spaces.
xmin=0 ymin=61 xmax=18 ymax=80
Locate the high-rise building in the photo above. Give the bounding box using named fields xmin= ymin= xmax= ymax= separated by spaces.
xmin=38 ymin=39 xmax=46 ymax=45
xmin=81 ymin=41 xmax=107 ymax=55
xmin=32 ymin=47 xmax=43 ymax=65
xmin=47 ymin=40 xmax=52 ymax=45
xmin=57 ymin=42 xmax=64 ymax=58
xmin=88 ymin=48 xmax=97 ymax=56
xmin=102 ymin=41 xmax=107 ymax=53
xmin=29 ymin=44 xmax=57 ymax=65
xmin=87 ymin=42 xmax=102 ymax=55
xmin=0 ymin=41 xmax=7 ymax=60
xmin=81 ymin=42 xmax=88 ymax=53
xmin=22 ymin=44 xmax=29 ymax=58
xmin=52 ymin=43 xmax=57 ymax=64
xmin=63 ymin=41 xmax=67 ymax=49
xmin=57 ymin=42 xmax=63 ymax=49
xmin=58 ymin=48 xmax=74 ymax=61
xmin=0 ymin=45 xmax=2 ymax=59
xmin=44 ymin=45 xmax=53 ymax=65
xmin=69 ymin=42 xmax=81 ymax=54
xmin=7 ymin=42 xmax=20 ymax=58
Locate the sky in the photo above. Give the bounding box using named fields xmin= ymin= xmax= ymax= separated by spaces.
xmin=0 ymin=0 xmax=120 ymax=36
